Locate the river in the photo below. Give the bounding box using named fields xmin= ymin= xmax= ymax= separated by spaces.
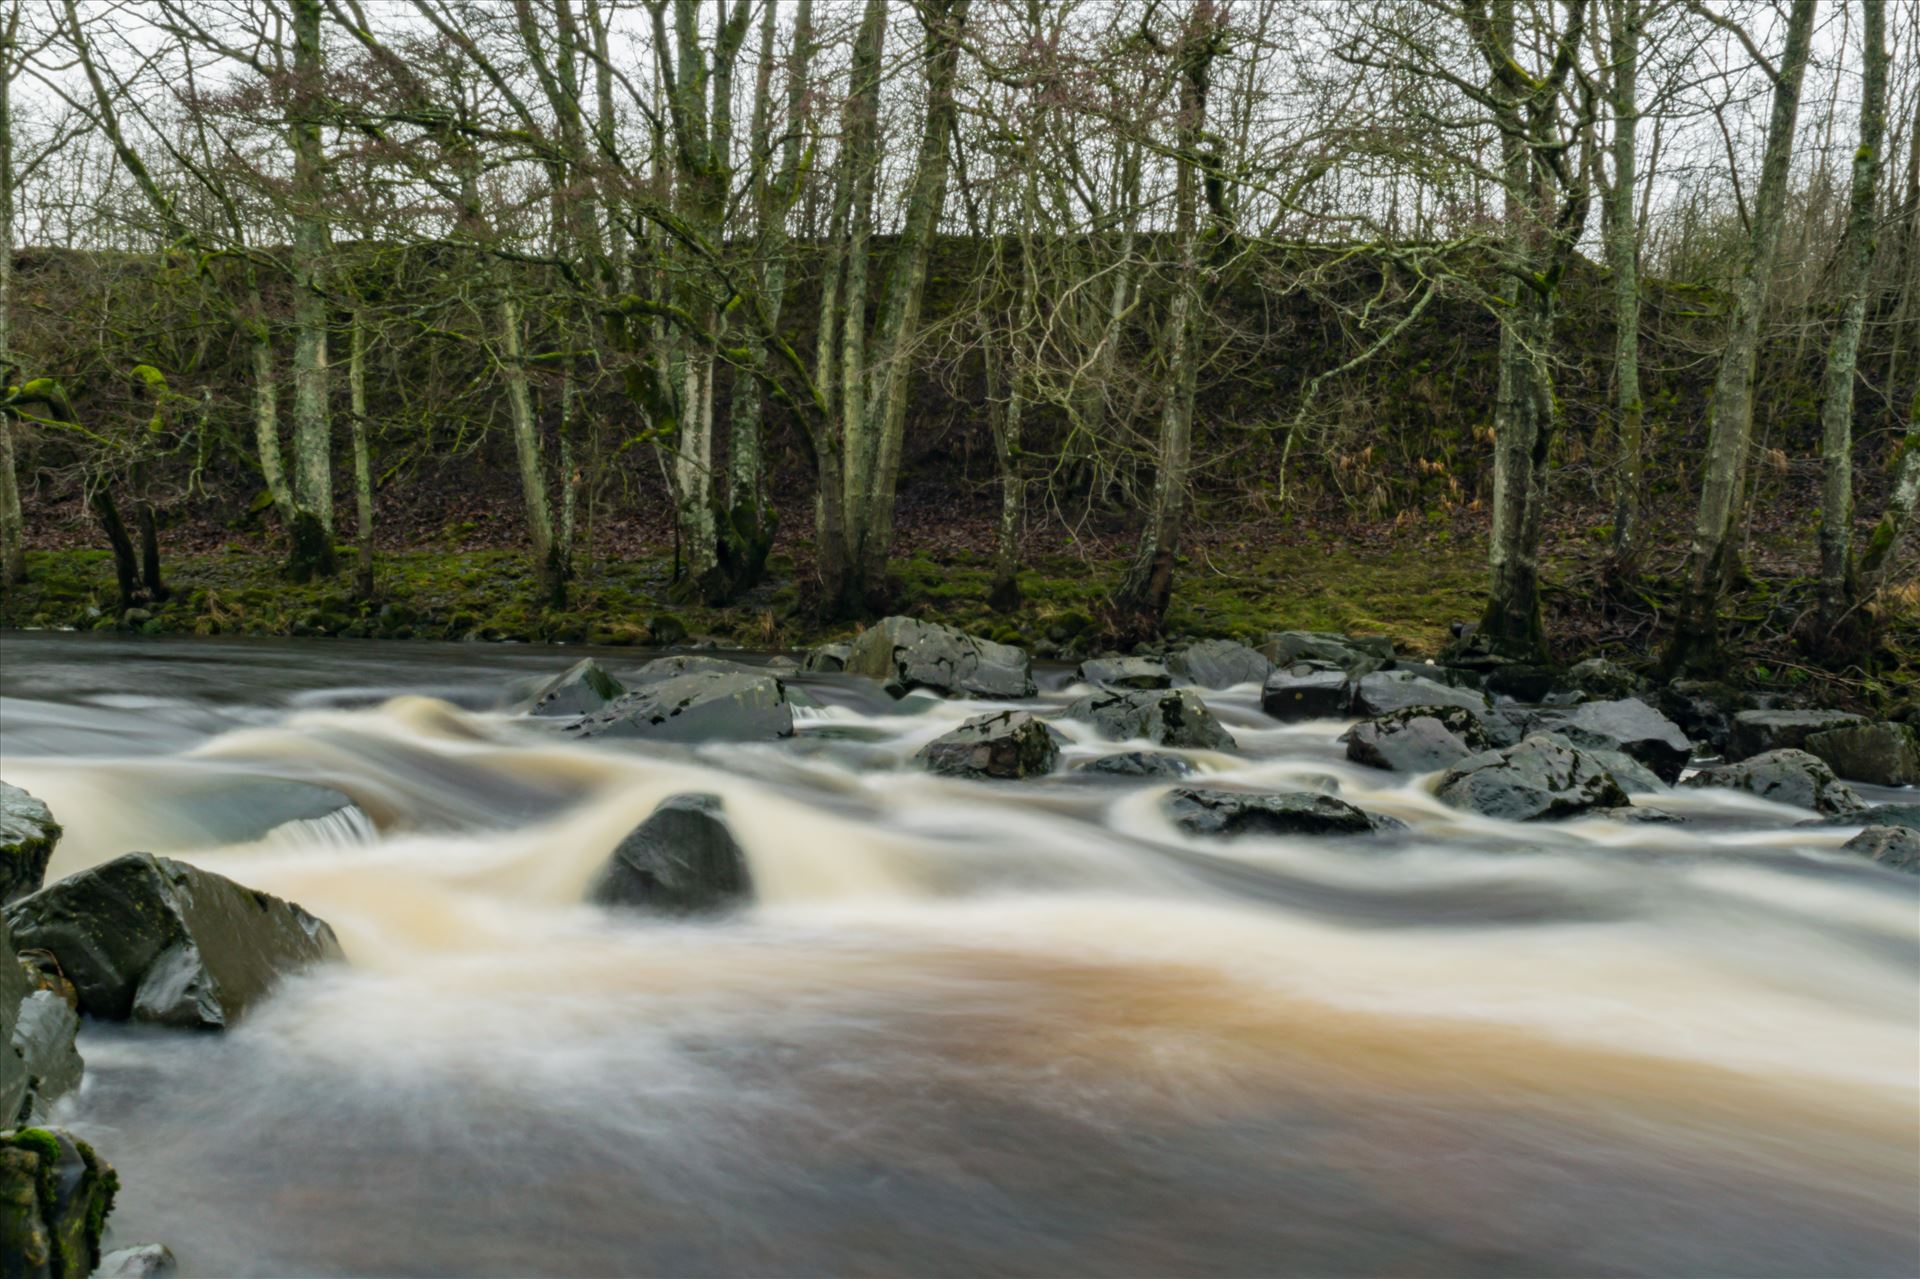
xmin=2 ymin=632 xmax=1915 ymax=1277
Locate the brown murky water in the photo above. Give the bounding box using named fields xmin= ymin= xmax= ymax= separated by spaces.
xmin=3 ymin=633 xmax=1915 ymax=1276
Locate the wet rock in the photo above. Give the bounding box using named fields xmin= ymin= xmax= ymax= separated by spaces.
xmin=1727 ymin=709 xmax=1865 ymax=761
xmin=916 ymin=711 xmax=1061 ymax=781
xmin=1259 ymin=664 xmax=1352 ymax=721
xmin=1074 ymin=751 xmax=1197 ymax=779
xmin=844 ymin=617 xmax=1035 ymax=700
xmin=1516 ymin=698 xmax=1693 ymax=783
xmin=569 ymin=671 xmax=793 ymax=743
xmin=1074 ymin=656 xmax=1171 ymax=690
xmin=1802 ymin=722 xmax=1920 ymax=787
xmin=1798 ymin=803 xmax=1920 ymax=831
xmin=1582 ymin=749 xmax=1666 ymax=795
xmin=1435 ymin=734 xmax=1630 ymax=822
xmin=94 ymin=1245 xmax=178 ymax=1279
xmin=1342 ymin=706 xmax=1491 ymax=774
xmin=1683 ymin=749 xmax=1868 ymax=816
xmin=1481 ymin=664 xmax=1557 ymax=703
xmin=1167 ymin=640 xmax=1273 ymax=689
xmin=1164 ymin=787 xmax=1403 ymax=838
xmin=1562 ymin=658 xmax=1645 ymax=700
xmin=1654 ymin=680 xmax=1750 ymax=757
xmin=1841 ymin=826 xmax=1920 ymax=874
xmin=3 ymin=853 xmax=343 ymax=1031
xmin=0 ymin=785 xmax=60 ymax=907
xmin=0 ymin=916 xmax=77 ymax=1128
xmin=628 ymin=655 xmax=765 ymax=685
xmin=1595 ymin=806 xmax=1684 ymax=824
xmin=1349 ymin=670 xmax=1491 ymax=719
xmin=0 ymin=1127 xmax=116 ymax=1279
xmin=799 ymin=643 xmax=852 ymax=674
xmin=1259 ymin=632 xmax=1392 ymax=676
xmin=1061 ymin=689 xmax=1235 ymax=750
xmin=518 ymin=658 xmax=625 ymax=718
xmin=589 ymin=794 xmax=750 ymax=914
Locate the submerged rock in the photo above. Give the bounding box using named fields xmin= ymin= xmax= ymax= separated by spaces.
xmin=1164 ymin=787 xmax=1402 ymax=838
xmin=1074 ymin=656 xmax=1171 ymax=690
xmin=0 ymin=1127 xmax=117 ymax=1279
xmin=843 ymin=617 xmax=1035 ymax=700
xmin=1595 ymin=805 xmax=1684 ymax=824
xmin=519 ymin=658 xmax=625 ymax=718
xmin=1167 ymin=639 xmax=1273 ymax=689
xmin=1349 ymin=670 xmax=1489 ymax=719
xmin=1727 ymin=709 xmax=1864 ymax=761
xmin=0 ymin=785 xmax=60 ymax=907
xmin=1516 ymin=698 xmax=1693 ymax=783
xmin=1841 ymin=826 xmax=1920 ymax=874
xmin=4 ymin=853 xmax=343 ymax=1031
xmin=1062 ymin=689 xmax=1235 ymax=750
xmin=1683 ymin=749 xmax=1868 ymax=816
xmin=1074 ymin=751 xmax=1197 ymax=780
xmin=916 ymin=711 xmax=1061 ymax=781
xmin=94 ymin=1244 xmax=178 ymax=1279
xmin=1435 ymin=734 xmax=1630 ymax=822
xmin=1343 ymin=705 xmax=1491 ymax=773
xmin=589 ymin=794 xmax=750 ymax=914
xmin=1802 ymin=722 xmax=1920 ymax=788
xmin=569 ymin=670 xmax=793 ymax=743
xmin=1259 ymin=664 xmax=1352 ymax=721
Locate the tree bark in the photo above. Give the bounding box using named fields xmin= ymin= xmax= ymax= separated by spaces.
xmin=1665 ymin=0 xmax=1817 ymax=673
xmin=349 ymin=309 xmax=374 ymax=600
xmin=0 ymin=13 xmax=23 ymax=585
xmin=1603 ymin=0 xmax=1645 ymax=578
xmin=500 ymin=297 xmax=564 ymax=608
xmin=286 ymin=0 xmax=335 ymax=582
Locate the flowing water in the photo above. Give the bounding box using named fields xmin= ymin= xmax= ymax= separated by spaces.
xmin=2 ymin=633 xmax=1915 ymax=1277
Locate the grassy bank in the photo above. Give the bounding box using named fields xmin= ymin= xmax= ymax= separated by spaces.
xmin=0 ymin=540 xmax=1492 ymax=658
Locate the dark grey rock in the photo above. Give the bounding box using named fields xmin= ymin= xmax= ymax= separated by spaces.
xmin=1075 ymin=752 xmax=1197 ymax=779
xmin=590 ymin=794 xmax=750 ymax=914
xmin=518 ymin=658 xmax=625 ymax=717
xmin=1841 ymin=826 xmax=1920 ymax=874
xmin=95 ymin=1245 xmax=180 ymax=1279
xmin=1562 ymin=658 xmax=1645 ymax=699
xmin=1728 ymin=709 xmax=1866 ymax=761
xmin=916 ymin=711 xmax=1061 ymax=780
xmin=1062 ymin=689 xmax=1235 ymax=750
xmin=1342 ymin=706 xmax=1491 ymax=773
xmin=1349 ymin=670 xmax=1491 ymax=718
xmin=1259 ymin=631 xmax=1392 ymax=676
xmin=629 ymin=654 xmax=762 ymax=684
xmin=1260 ymin=664 xmax=1352 ymax=721
xmin=8 ymin=990 xmax=81 ymax=1123
xmin=569 ymin=670 xmax=793 ymax=743
xmin=0 ymin=784 xmax=60 ymax=907
xmin=1481 ymin=664 xmax=1558 ymax=702
xmin=1435 ymin=734 xmax=1630 ymax=822
xmin=1074 ymin=656 xmax=1171 ymax=690
xmin=1655 ymin=680 xmax=1751 ymax=756
xmin=1802 ymin=722 xmax=1920 ymax=787
xmin=1683 ymin=748 xmax=1868 ymax=816
xmin=1517 ymin=697 xmax=1693 ymax=783
xmin=1799 ymin=803 xmax=1920 ymax=830
xmin=799 ymin=643 xmax=853 ymax=674
xmin=1164 ymin=787 xmax=1402 ymax=838
xmin=844 ymin=616 xmax=1035 ymax=699
xmin=1595 ymin=806 xmax=1684 ymax=824
xmin=1167 ymin=639 xmax=1274 ymax=689
xmin=3 ymin=852 xmax=344 ymax=1030
xmin=1582 ymin=749 xmax=1667 ymax=795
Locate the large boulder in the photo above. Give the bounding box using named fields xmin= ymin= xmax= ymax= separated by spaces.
xmin=0 ymin=786 xmax=60 ymax=907
xmin=1803 ymin=722 xmax=1920 ymax=788
xmin=1167 ymin=640 xmax=1273 ymax=689
xmin=799 ymin=643 xmax=852 ymax=674
xmin=518 ymin=658 xmax=624 ymax=717
xmin=1074 ymin=751 xmax=1197 ymax=780
xmin=1343 ymin=705 xmax=1491 ymax=774
xmin=1074 ymin=656 xmax=1171 ymax=690
xmin=0 ymin=1128 xmax=117 ymax=1279
xmin=0 ymin=915 xmax=81 ymax=1129
xmin=843 ymin=617 xmax=1035 ymax=700
xmin=1061 ymin=689 xmax=1235 ymax=750
xmin=588 ymin=794 xmax=750 ymax=914
xmin=1727 ymin=709 xmax=1865 ymax=761
xmin=915 ymin=711 xmax=1061 ymax=780
xmin=1516 ymin=697 xmax=1693 ymax=783
xmin=4 ymin=853 xmax=343 ymax=1031
xmin=1683 ymin=749 xmax=1868 ymax=816
xmin=568 ymin=670 xmax=793 ymax=743
xmin=1655 ymin=680 xmax=1751 ymax=757
xmin=1842 ymin=826 xmax=1920 ymax=874
xmin=628 ymin=655 xmax=762 ymax=685
xmin=1260 ymin=664 xmax=1352 ymax=721
xmin=1349 ymin=670 xmax=1490 ymax=719
xmin=1260 ymin=632 xmax=1392 ymax=676
xmin=1435 ymin=734 xmax=1630 ymax=822
xmin=1165 ymin=788 xmax=1403 ymax=838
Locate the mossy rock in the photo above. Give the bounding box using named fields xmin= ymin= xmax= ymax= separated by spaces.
xmin=0 ymin=1128 xmax=119 ymax=1279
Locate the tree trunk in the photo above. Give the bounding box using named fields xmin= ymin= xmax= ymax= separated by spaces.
xmin=248 ymin=328 xmax=294 ymax=528
xmin=1857 ymin=423 xmax=1919 ymax=591
xmin=1604 ymin=0 xmax=1645 ymax=578
xmin=286 ymin=0 xmax=335 ymax=581
xmin=1665 ymin=0 xmax=1817 ymax=673
xmin=349 ymin=310 xmax=374 ymax=600
xmin=1813 ymin=0 xmax=1888 ymax=643
xmin=0 ymin=18 xmax=21 ymax=586
xmin=501 ymin=297 xmax=564 ymax=608
xmin=89 ymin=483 xmax=141 ymax=614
